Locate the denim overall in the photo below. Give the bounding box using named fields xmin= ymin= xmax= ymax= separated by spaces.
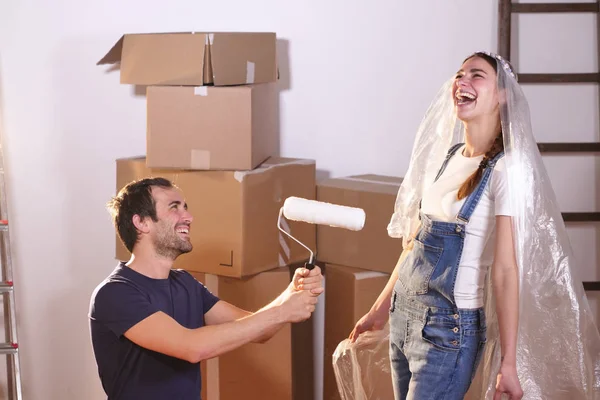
xmin=389 ymin=143 xmax=505 ymax=400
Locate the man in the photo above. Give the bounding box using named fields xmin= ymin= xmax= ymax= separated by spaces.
xmin=89 ymin=177 xmax=323 ymax=399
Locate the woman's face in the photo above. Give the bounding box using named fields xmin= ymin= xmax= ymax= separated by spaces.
xmin=452 ymin=56 xmax=499 ymax=123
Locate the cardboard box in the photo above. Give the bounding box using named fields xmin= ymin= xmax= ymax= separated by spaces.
xmin=191 ymin=266 xmax=314 ymax=400
xmin=323 ymin=264 xmax=393 ymax=400
xmin=115 ymin=157 xmax=316 ymax=277
xmin=146 ymin=83 xmax=278 ymax=171
xmin=97 ymin=32 xmax=277 ymax=86
xmin=316 ymin=174 xmax=403 ymax=274
xmin=201 ymin=359 xmax=207 ymax=400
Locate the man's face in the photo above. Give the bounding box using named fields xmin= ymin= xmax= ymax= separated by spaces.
xmin=148 ymin=186 xmax=193 ymax=259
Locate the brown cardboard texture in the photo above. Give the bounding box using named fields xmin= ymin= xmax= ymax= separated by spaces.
xmin=201 ymin=359 xmax=207 ymax=400
xmin=115 ymin=157 xmax=316 ymax=277
xmin=190 ymin=267 xmax=313 ymax=400
xmin=323 ymin=264 xmax=393 ymax=400
xmin=317 ymin=174 xmax=403 ymax=274
xmin=146 ymin=83 xmax=277 ymax=171
xmin=97 ymin=32 xmax=277 ymax=86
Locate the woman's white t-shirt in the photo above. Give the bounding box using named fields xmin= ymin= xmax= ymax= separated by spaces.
xmin=420 ymin=144 xmax=512 ymax=309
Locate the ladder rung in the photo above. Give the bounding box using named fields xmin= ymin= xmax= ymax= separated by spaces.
xmin=518 ymin=73 xmax=599 ymax=83
xmin=563 ymin=212 xmax=600 ymax=222
xmin=583 ymin=281 xmax=600 ymax=291
xmin=538 ymin=142 xmax=600 ymax=152
xmin=512 ymin=3 xmax=599 ymax=13
xmin=0 ymin=282 xmax=13 ymax=293
xmin=0 ymin=343 xmax=18 ymax=355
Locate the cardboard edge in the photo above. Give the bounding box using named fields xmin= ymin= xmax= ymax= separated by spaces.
xmin=233 ymin=158 xmax=316 ymax=183
xmin=97 ymin=35 xmax=125 ymax=65
xmin=317 ymin=175 xmax=403 ymax=195
xmin=203 ymin=33 xmax=212 ymax=85
xmin=319 ymin=175 xmax=402 ymax=186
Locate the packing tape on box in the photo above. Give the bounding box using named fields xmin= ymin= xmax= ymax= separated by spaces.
xmin=205 ymin=33 xmax=214 ymax=45
xmin=190 ymin=149 xmax=211 ymax=169
xmin=194 ymin=87 xmax=208 ymax=96
xmin=246 ymin=61 xmax=255 ymax=84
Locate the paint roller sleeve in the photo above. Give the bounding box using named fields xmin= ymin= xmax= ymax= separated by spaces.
xmin=282 ymin=197 xmax=366 ymax=231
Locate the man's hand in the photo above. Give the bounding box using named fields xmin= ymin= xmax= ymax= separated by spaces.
xmin=278 ymin=288 xmax=319 ymax=323
xmin=291 ymin=265 xmax=324 ymax=296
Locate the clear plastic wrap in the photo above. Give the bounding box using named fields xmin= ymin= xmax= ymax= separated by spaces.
xmin=333 ymin=52 xmax=600 ymax=399
xmin=332 ymin=324 xmax=394 ymax=400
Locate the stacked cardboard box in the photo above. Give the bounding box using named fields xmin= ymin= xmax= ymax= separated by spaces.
xmin=190 ymin=266 xmax=313 ymax=400
xmin=316 ymin=174 xmax=404 ymax=400
xmin=101 ymin=32 xmax=315 ymax=400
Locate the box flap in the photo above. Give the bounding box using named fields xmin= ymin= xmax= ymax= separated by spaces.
xmin=260 ymin=156 xmax=315 ymax=168
xmin=210 ymin=32 xmax=277 ymax=85
xmin=99 ymin=32 xmax=208 ymax=85
xmin=233 ymin=157 xmax=315 ymax=183
xmin=98 ymin=31 xmax=276 ymax=86
xmin=124 ymin=33 xmax=208 ymax=85
xmin=97 ymin=35 xmax=125 ymax=65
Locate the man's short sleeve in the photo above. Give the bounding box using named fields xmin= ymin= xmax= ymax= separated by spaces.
xmin=183 ymin=272 xmax=220 ymax=314
xmin=90 ymin=281 xmax=160 ymax=337
xmin=198 ymin=283 xmax=220 ymax=314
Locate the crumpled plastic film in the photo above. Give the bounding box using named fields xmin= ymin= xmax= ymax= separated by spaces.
xmin=332 ymin=324 xmax=393 ymax=400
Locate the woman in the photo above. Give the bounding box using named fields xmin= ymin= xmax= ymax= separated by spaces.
xmin=347 ymin=52 xmax=600 ymax=399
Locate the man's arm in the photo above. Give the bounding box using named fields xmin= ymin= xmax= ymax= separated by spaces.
xmin=204 ymin=301 xmax=279 ymax=344
xmin=124 ymin=286 xmax=317 ymax=363
xmin=203 ymin=266 xmax=324 ymax=344
xmin=204 ymin=301 xmax=251 ymax=325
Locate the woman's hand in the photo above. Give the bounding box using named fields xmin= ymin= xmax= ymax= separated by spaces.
xmin=494 ymin=364 xmax=523 ymax=399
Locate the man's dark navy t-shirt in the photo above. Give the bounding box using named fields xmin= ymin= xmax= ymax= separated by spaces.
xmin=89 ymin=263 xmax=220 ymax=399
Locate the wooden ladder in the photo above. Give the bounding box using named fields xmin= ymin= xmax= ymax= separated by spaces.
xmin=498 ymin=0 xmax=600 ymax=292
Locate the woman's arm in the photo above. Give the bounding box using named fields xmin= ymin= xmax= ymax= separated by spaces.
xmin=349 ymin=225 xmax=418 ymax=342
xmin=492 ymin=215 xmax=523 ymax=399
xmin=348 ymin=247 xmax=408 ymax=342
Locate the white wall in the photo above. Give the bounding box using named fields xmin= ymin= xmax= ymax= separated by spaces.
xmin=0 ymin=0 xmax=597 ymax=399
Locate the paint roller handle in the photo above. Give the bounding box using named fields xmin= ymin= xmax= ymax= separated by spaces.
xmin=304 ymin=261 xmax=315 ymax=271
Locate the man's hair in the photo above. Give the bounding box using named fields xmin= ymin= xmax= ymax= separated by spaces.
xmin=106 ymin=177 xmax=174 ymax=253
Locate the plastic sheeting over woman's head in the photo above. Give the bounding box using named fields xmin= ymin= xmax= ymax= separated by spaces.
xmin=333 ymin=51 xmax=600 ymax=399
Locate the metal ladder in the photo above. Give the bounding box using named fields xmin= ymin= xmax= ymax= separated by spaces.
xmin=498 ymin=0 xmax=600 ymax=293
xmin=0 ymin=137 xmax=22 ymax=398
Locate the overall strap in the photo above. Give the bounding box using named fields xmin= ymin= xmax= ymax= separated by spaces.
xmin=434 ymin=143 xmax=464 ymax=183
xmin=456 ymin=150 xmax=505 ymax=223
xmin=418 ymin=143 xmax=464 ymax=219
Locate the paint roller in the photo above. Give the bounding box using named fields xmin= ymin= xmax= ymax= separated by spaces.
xmin=277 ymin=196 xmax=366 ymax=270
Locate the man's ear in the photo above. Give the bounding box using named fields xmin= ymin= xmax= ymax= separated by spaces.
xmin=132 ymin=214 xmax=151 ymax=234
